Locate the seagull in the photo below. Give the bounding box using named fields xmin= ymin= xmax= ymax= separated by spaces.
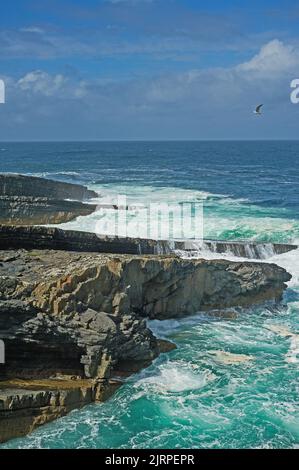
xmin=254 ymin=104 xmax=263 ymax=115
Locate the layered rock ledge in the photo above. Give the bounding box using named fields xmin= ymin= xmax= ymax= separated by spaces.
xmin=0 ymin=247 xmax=291 ymax=442
xmin=0 ymin=225 xmax=296 ymax=259
xmin=0 ymin=174 xmax=97 ymax=200
xmin=0 ymin=378 xmax=123 ymax=443
xmin=0 ymin=174 xmax=98 ymax=225
xmin=0 ymin=197 xmax=97 ymax=225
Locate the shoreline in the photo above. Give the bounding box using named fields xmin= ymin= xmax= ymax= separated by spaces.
xmin=0 ymin=174 xmax=293 ymax=444
xmin=0 ymin=246 xmax=291 ymax=443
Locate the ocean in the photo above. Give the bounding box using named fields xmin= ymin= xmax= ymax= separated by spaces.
xmin=0 ymin=140 xmax=298 ymax=448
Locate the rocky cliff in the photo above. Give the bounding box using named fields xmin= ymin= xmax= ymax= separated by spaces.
xmin=0 ymin=174 xmax=97 ymax=200
xmin=0 ymin=174 xmax=293 ymax=444
xmin=0 ymin=249 xmax=290 ymax=379
xmin=0 ymin=377 xmax=122 ymax=443
xmin=0 ymin=197 xmax=97 ymax=225
xmin=0 ymin=248 xmax=291 ymax=442
xmin=0 ymin=174 xmax=98 ymax=226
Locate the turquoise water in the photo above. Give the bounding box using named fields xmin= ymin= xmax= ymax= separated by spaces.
xmin=0 ymin=141 xmax=298 ymax=448
xmin=4 ymin=300 xmax=299 ymax=449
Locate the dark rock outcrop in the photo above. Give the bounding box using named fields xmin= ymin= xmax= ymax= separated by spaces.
xmin=0 ymin=225 xmax=296 ymax=259
xmin=0 ymin=174 xmax=97 ymax=201
xmin=0 ymin=174 xmax=98 ymax=226
xmin=0 ymin=197 xmax=97 ymax=225
xmin=0 ymin=225 xmax=150 ymax=253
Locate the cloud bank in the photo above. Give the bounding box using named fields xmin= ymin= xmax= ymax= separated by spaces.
xmin=0 ymin=38 xmax=298 ymax=140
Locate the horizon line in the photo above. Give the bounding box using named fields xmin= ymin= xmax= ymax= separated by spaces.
xmin=1 ymin=138 xmax=299 ymax=144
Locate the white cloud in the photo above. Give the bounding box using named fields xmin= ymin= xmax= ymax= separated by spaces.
xmin=11 ymin=40 xmax=299 ymax=107
xmin=237 ymin=39 xmax=299 ymax=75
xmin=16 ymin=70 xmax=89 ymax=101
xmin=20 ymin=27 xmax=44 ymax=34
xmin=1 ymin=39 xmax=298 ymax=140
xmin=17 ymin=71 xmax=66 ymax=96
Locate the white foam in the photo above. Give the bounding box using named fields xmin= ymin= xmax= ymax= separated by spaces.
xmin=136 ymin=362 xmax=216 ymax=393
xmin=30 ymin=171 xmax=81 ymax=178
xmin=268 ymin=247 xmax=299 ymax=288
xmin=177 ymin=238 xmax=299 ymax=287
xmin=266 ymin=323 xmax=299 ymax=364
xmin=147 ymin=319 xmax=181 ymax=337
xmin=285 ymin=335 xmax=299 ymax=364
xmin=47 ymin=181 xmax=299 ymax=246
xmin=89 ymin=184 xmax=215 ymax=205
xmin=48 ymin=183 xmax=218 ymax=237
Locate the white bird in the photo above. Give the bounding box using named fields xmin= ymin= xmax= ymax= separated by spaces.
xmin=254 ymin=104 xmax=263 ymax=115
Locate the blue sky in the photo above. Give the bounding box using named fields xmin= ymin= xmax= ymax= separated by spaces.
xmin=0 ymin=0 xmax=299 ymax=140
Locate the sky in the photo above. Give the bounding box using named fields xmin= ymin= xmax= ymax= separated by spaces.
xmin=0 ymin=0 xmax=299 ymax=140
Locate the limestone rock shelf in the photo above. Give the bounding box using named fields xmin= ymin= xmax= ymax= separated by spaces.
xmin=0 ymin=225 xmax=296 ymax=259
xmin=0 ymin=174 xmax=98 ymax=226
xmin=0 ymin=248 xmax=291 ymax=442
xmin=0 ymin=378 xmax=122 ymax=443
xmin=0 ymin=197 xmax=97 ymax=225
xmin=0 ymin=248 xmax=290 ymax=378
xmin=0 ymin=174 xmax=97 ymax=201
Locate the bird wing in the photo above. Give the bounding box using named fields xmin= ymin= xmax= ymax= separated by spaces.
xmin=256 ymin=104 xmax=263 ymax=113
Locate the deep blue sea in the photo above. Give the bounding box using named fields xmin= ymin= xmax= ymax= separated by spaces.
xmin=0 ymin=141 xmax=298 ymax=448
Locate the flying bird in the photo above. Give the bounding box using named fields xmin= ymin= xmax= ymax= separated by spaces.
xmin=254 ymin=104 xmax=263 ymax=115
